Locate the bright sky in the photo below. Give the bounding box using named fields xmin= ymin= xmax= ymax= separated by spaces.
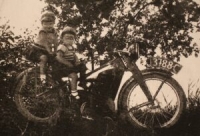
xmin=0 ymin=0 xmax=200 ymax=35
xmin=193 ymin=0 xmax=200 ymax=5
xmin=1 ymin=0 xmax=200 ymax=96
xmin=0 ymin=0 xmax=46 ymax=35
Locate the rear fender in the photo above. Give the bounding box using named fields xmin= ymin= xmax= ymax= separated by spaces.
xmin=16 ymin=67 xmax=36 ymax=82
xmin=13 ymin=67 xmax=38 ymax=92
xmin=10 ymin=67 xmax=35 ymax=95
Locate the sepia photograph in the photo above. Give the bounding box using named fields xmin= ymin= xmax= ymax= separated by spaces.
xmin=0 ymin=0 xmax=200 ymax=135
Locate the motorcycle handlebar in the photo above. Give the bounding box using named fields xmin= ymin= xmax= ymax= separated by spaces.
xmin=113 ymin=49 xmax=138 ymax=62
xmin=113 ymin=50 xmax=130 ymax=56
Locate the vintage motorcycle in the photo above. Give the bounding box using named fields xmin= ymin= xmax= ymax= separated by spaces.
xmin=14 ymin=49 xmax=186 ymax=129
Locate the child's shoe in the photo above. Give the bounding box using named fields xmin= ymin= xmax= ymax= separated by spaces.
xmin=40 ymin=74 xmax=47 ymax=86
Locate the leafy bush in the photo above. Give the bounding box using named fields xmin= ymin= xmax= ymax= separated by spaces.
xmin=1 ymin=0 xmax=200 ymax=133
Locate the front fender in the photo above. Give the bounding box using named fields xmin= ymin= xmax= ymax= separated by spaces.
xmin=141 ymin=68 xmax=173 ymax=77
xmin=122 ymin=68 xmax=172 ymax=91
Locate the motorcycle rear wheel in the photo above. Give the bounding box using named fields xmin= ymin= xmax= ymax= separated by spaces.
xmin=14 ymin=68 xmax=61 ymax=123
xmin=119 ymin=73 xmax=186 ymax=129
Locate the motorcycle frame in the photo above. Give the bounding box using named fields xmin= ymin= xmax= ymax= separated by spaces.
xmin=15 ymin=52 xmax=173 ymax=113
xmin=84 ymin=52 xmax=174 ymax=112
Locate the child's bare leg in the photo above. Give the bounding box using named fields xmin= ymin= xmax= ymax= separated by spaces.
xmin=39 ymin=55 xmax=48 ymax=82
xmin=68 ymin=73 xmax=79 ymax=99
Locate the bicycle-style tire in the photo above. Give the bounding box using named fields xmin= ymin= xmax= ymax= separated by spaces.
xmin=14 ymin=67 xmax=61 ymax=123
xmin=118 ymin=73 xmax=186 ymax=129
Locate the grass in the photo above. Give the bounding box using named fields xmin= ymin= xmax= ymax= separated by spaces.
xmin=149 ymin=82 xmax=200 ymax=136
xmin=1 ymin=80 xmax=200 ymax=136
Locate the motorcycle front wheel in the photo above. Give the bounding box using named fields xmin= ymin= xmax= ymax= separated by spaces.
xmin=119 ymin=73 xmax=186 ymax=129
xmin=14 ymin=68 xmax=61 ymax=123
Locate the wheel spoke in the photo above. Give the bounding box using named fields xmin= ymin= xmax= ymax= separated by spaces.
xmin=155 ymin=114 xmax=162 ymax=127
xmin=159 ymin=107 xmax=174 ymax=119
xmin=15 ymin=72 xmax=61 ymax=121
xmin=159 ymin=110 xmax=171 ymax=121
xmin=143 ymin=112 xmax=148 ymax=126
xmin=149 ymin=112 xmax=155 ymax=127
xmin=132 ymin=109 xmax=147 ymax=122
xmin=125 ymin=74 xmax=184 ymax=128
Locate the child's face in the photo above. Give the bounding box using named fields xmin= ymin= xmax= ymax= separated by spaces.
xmin=62 ymin=34 xmax=75 ymax=45
xmin=42 ymin=21 xmax=55 ymax=29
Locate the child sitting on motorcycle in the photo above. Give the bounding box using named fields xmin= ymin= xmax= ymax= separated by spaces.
xmin=28 ymin=10 xmax=58 ymax=83
xmin=55 ymin=26 xmax=87 ymax=104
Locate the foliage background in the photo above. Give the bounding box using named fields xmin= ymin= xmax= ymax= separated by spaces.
xmin=1 ymin=0 xmax=200 ymax=135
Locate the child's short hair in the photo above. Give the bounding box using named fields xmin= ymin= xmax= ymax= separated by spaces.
xmin=61 ymin=27 xmax=76 ymax=38
xmin=41 ymin=11 xmax=55 ymax=22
